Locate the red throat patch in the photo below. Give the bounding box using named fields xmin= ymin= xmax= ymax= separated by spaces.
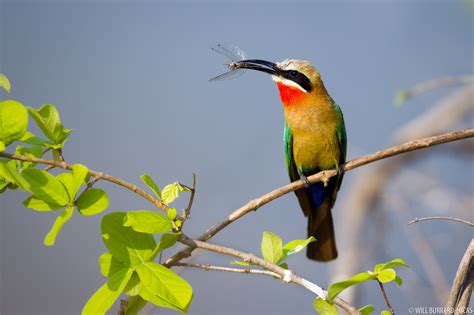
xmin=276 ymin=82 xmax=305 ymax=105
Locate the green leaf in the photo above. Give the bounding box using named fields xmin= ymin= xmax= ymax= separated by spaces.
xmin=394 ymin=90 xmax=408 ymax=106
xmin=154 ymin=233 xmax=180 ymax=253
xmin=377 ymin=258 xmax=409 ymax=272
xmin=76 ymin=188 xmax=109 ymax=216
xmin=27 ymin=104 xmax=72 ymax=144
xmin=327 ymin=271 xmax=376 ymax=302
xmin=23 ymin=196 xmax=64 ymax=211
xmin=22 ymin=169 xmax=69 ymax=205
xmin=82 ymin=267 xmax=133 ymax=315
xmin=167 ymin=207 xmax=177 ymax=220
xmin=374 ymin=263 xmax=384 ymax=273
xmin=98 ymin=252 xmax=127 ymax=278
xmin=123 ymin=272 xmax=141 ymax=296
xmin=124 ymin=210 xmax=171 ymax=234
xmin=394 ymin=275 xmax=403 ymax=286
xmin=126 ymin=295 xmax=147 ymax=315
xmin=57 ymin=173 xmax=75 ymax=203
xmin=136 ymin=262 xmax=193 ymax=312
xmin=377 ymin=269 xmax=397 ymax=283
xmin=0 ymin=74 xmax=11 ymax=93
xmin=15 ymin=145 xmax=43 ymax=168
xmin=313 ymin=298 xmax=339 ymax=315
xmin=359 ymin=305 xmax=374 ymax=315
xmin=282 ymin=236 xmax=316 ymax=258
xmin=381 ymin=310 xmax=392 ymax=315
xmin=0 ymin=160 xmax=29 ymax=190
xmin=161 ymin=181 xmax=188 ymax=205
xmin=0 ymin=100 xmax=28 ymax=146
xmin=101 ymin=212 xmax=156 ymax=266
xmin=261 ymin=231 xmax=283 ymax=264
xmin=0 ymin=141 xmax=4 ymax=152
xmin=44 ymin=206 xmax=74 ymax=246
xmin=140 ymin=174 xmax=161 ymax=198
xmin=150 ymin=233 xmax=180 ymax=260
xmin=19 ymin=131 xmax=49 ymax=146
xmin=71 ymin=164 xmax=88 ymax=198
xmin=279 ymin=262 xmax=288 ymax=269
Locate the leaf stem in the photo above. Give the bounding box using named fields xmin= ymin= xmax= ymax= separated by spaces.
xmin=377 ymin=280 xmax=395 ymax=314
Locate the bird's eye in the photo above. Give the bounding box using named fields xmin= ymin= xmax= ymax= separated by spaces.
xmin=289 ymin=70 xmax=298 ymax=77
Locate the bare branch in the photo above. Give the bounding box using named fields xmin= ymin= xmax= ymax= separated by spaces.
xmin=398 ymin=75 xmax=474 ymax=102
xmin=165 ymin=128 xmax=474 ymax=266
xmin=408 ymin=216 xmax=474 ymax=227
xmin=377 ymin=280 xmax=395 ymax=314
xmin=446 ymin=239 xmax=474 ymax=315
xmin=178 ymin=235 xmax=359 ymax=314
xmin=174 ymin=262 xmax=280 ymax=277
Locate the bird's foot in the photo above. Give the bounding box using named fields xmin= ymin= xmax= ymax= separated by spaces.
xmin=337 ymin=164 xmax=345 ymax=176
xmin=300 ymin=174 xmax=311 ymax=188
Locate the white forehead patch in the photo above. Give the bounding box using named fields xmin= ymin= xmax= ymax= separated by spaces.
xmin=276 ymin=59 xmax=300 ymax=71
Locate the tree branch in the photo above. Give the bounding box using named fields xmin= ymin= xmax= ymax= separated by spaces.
xmin=445 ymin=239 xmax=474 ymax=315
xmin=0 ymin=151 xmax=169 ymax=213
xmin=178 ymin=235 xmax=359 ymax=314
xmin=408 ymin=216 xmax=474 ymax=227
xmin=174 ymin=262 xmax=280 ymax=277
xmin=164 ymin=129 xmax=474 ymax=266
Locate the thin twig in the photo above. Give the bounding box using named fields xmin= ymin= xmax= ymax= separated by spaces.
xmin=117 ymin=299 xmax=128 ymax=315
xmin=408 ymin=216 xmax=474 ymax=227
xmin=377 ymin=280 xmax=395 ymax=314
xmin=43 ymin=165 xmax=55 ymax=171
xmin=181 ymin=173 xmax=196 ymax=224
xmin=178 ymin=235 xmax=358 ymax=314
xmin=0 ymin=152 xmax=169 ymax=213
xmin=174 ymin=262 xmax=280 ymax=277
xmin=164 ymin=129 xmax=474 ymax=266
xmin=399 ymin=75 xmax=474 ymax=102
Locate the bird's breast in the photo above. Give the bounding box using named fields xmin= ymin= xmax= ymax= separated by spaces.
xmin=284 ymin=100 xmax=341 ymax=171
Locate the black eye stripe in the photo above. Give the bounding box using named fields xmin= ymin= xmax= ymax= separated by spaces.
xmin=282 ymin=70 xmax=312 ymax=92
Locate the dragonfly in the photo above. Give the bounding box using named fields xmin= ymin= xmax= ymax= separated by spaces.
xmin=209 ymin=42 xmax=248 ymax=81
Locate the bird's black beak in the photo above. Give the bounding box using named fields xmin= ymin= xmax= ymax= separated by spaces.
xmin=230 ymin=59 xmax=281 ymax=76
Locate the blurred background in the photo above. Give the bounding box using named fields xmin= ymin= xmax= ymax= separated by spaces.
xmin=1 ymin=0 xmax=473 ymax=314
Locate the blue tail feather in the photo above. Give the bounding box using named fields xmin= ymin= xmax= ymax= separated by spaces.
xmin=308 ymin=182 xmax=328 ymax=207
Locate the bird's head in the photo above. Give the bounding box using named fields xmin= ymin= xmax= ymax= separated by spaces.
xmin=229 ymin=58 xmax=323 ymax=105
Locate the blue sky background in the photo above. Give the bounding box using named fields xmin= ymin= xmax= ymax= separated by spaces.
xmin=1 ymin=1 xmax=473 ymax=314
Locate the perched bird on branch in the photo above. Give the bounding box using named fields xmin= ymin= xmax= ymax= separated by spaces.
xmin=212 ymin=49 xmax=346 ymax=261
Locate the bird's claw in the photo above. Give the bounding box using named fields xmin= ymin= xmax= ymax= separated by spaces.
xmin=337 ymin=164 xmax=345 ymax=176
xmin=300 ymin=174 xmax=311 ymax=188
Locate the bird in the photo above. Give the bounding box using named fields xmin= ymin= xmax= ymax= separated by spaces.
xmin=222 ymin=58 xmax=347 ymax=261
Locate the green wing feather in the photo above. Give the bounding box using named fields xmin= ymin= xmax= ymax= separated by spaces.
xmin=284 ymin=122 xmax=312 ymax=217
xmin=334 ymin=102 xmax=347 ymax=166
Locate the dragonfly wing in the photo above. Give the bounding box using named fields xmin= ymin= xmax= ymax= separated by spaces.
xmin=209 ymin=68 xmax=245 ymax=82
xmin=210 ymin=42 xmax=247 ymax=61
